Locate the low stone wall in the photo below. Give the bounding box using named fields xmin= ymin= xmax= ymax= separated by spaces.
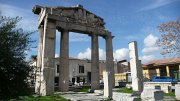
xmin=144 ymin=82 xmax=177 ymax=93
xmin=141 ymin=89 xmax=164 ymax=101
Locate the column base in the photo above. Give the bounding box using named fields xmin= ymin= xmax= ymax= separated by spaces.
xmin=40 ymin=68 xmax=54 ymax=96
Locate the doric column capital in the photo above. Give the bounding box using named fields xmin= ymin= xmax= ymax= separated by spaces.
xmin=102 ymin=35 xmax=114 ymax=40
xmin=57 ymin=28 xmax=69 ymax=32
xmin=88 ymin=33 xmax=99 ymax=37
xmin=101 ymin=31 xmax=114 ymax=39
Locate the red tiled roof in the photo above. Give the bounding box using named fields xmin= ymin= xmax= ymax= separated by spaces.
xmin=144 ymin=57 xmax=180 ymax=66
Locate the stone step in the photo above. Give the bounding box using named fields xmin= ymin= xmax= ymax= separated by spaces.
xmin=94 ymin=90 xmax=103 ymax=94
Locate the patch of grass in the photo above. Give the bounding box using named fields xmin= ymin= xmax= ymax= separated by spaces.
xmin=79 ymin=86 xmax=90 ymax=93
xmin=164 ymin=92 xmax=175 ymax=96
xmin=103 ymin=99 xmax=111 ymax=101
xmin=116 ymin=87 xmax=133 ymax=94
xmin=103 ymin=97 xmax=112 ymax=101
xmin=19 ymin=94 xmax=70 ymax=101
xmin=135 ymin=98 xmax=141 ymax=101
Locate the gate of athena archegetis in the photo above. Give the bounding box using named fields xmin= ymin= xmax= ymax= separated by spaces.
xmin=32 ymin=5 xmax=114 ymax=98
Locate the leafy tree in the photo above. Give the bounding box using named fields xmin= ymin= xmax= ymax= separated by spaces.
xmin=157 ymin=18 xmax=180 ymax=57
xmin=30 ymin=55 xmax=37 ymax=62
xmin=0 ymin=16 xmax=34 ymax=99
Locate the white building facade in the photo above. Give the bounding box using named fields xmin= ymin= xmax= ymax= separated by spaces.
xmin=54 ymin=58 xmax=112 ymax=85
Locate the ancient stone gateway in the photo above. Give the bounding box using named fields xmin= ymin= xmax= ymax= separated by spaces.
xmin=32 ymin=5 xmax=114 ymax=98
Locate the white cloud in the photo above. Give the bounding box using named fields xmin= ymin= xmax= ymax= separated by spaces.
xmin=142 ymin=34 xmax=160 ymax=54
xmin=77 ymin=48 xmax=106 ymax=60
xmin=140 ymin=55 xmax=156 ymax=63
xmin=99 ymin=48 xmax=106 ymax=60
xmin=55 ymin=54 xmax=59 ymax=58
xmin=144 ymin=34 xmax=158 ymax=47
xmin=113 ymin=48 xmax=129 ymax=61
xmin=77 ymin=48 xmax=129 ymax=61
xmin=77 ymin=48 xmax=91 ymax=59
xmin=140 ymin=34 xmax=163 ymax=63
xmin=138 ymin=0 xmax=179 ymax=12
xmin=0 ymin=3 xmax=37 ymax=31
xmin=142 ymin=47 xmax=159 ymax=53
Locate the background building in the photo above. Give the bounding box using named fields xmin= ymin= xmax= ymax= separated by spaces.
xmin=32 ymin=57 xmax=180 ymax=87
xmin=143 ymin=57 xmax=180 ymax=80
xmin=54 ymin=57 xmax=117 ymax=85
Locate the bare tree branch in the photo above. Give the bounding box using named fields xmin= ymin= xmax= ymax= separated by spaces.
xmin=157 ymin=18 xmax=180 ymax=57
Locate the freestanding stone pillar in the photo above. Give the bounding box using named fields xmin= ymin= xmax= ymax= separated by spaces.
xmin=103 ymin=35 xmax=114 ymax=98
xmin=175 ymin=84 xmax=180 ymax=100
xmin=91 ymin=34 xmax=100 ymax=90
xmin=128 ymin=41 xmax=143 ymax=92
xmin=59 ymin=30 xmax=69 ymax=92
xmin=40 ymin=19 xmax=56 ymax=96
xmin=35 ymin=25 xmax=44 ymax=94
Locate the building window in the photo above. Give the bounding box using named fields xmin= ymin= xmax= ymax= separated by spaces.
xmin=79 ymin=65 xmax=84 ymax=73
xmin=57 ymin=65 xmax=59 ymax=73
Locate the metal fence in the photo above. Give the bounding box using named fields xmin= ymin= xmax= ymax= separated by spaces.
xmin=115 ymin=71 xmax=180 ymax=82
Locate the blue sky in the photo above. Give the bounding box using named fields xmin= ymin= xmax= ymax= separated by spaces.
xmin=0 ymin=0 xmax=180 ymax=63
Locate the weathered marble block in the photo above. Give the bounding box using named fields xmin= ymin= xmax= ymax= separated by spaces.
xmin=141 ymin=89 xmax=164 ymax=101
xmin=175 ymin=84 xmax=180 ymax=100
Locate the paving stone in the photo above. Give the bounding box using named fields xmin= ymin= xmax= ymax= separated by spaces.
xmin=57 ymin=90 xmax=176 ymax=101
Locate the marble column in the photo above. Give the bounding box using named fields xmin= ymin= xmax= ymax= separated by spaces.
xmin=103 ymin=35 xmax=113 ymax=98
xmin=40 ymin=19 xmax=56 ymax=96
xmin=35 ymin=25 xmax=44 ymax=94
xmin=59 ymin=30 xmax=69 ymax=92
xmin=91 ymin=34 xmax=100 ymax=90
xmin=129 ymin=41 xmax=143 ymax=92
xmin=166 ymin=66 xmax=170 ymax=77
xmin=156 ymin=68 xmax=160 ymax=76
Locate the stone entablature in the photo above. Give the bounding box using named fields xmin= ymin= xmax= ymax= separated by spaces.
xmin=33 ymin=5 xmax=110 ymax=36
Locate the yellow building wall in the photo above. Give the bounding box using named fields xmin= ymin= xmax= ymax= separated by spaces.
xmin=143 ymin=69 xmax=149 ymax=79
xmin=114 ymin=73 xmax=126 ymax=81
xmin=143 ymin=64 xmax=180 ymax=80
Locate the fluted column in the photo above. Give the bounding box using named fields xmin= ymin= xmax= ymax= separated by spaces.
xmin=103 ymin=35 xmax=114 ymax=98
xmin=59 ymin=30 xmax=69 ymax=92
xmin=91 ymin=34 xmax=100 ymax=90
xmin=35 ymin=25 xmax=44 ymax=94
xmin=40 ymin=18 xmax=56 ymax=96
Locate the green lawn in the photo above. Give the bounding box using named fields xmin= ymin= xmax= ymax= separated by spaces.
xmin=79 ymin=86 xmax=90 ymax=93
xmin=19 ymin=94 xmax=70 ymax=101
xmin=164 ymin=92 xmax=175 ymax=96
xmin=116 ymin=87 xmax=133 ymax=94
xmin=116 ymin=87 xmax=175 ymax=97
